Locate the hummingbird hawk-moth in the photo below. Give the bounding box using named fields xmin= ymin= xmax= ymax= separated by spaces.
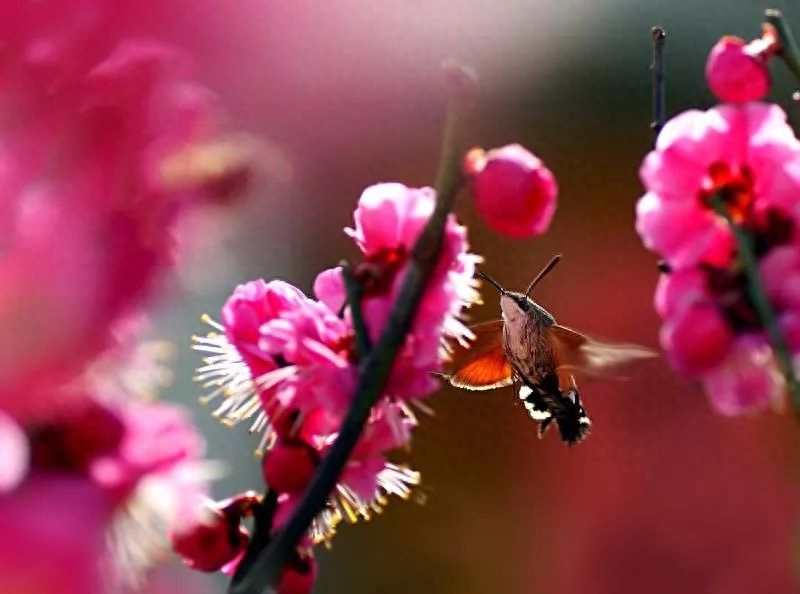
xmin=442 ymin=254 xmax=654 ymax=445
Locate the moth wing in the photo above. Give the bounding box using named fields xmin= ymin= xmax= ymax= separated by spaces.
xmin=547 ymin=324 xmax=656 ymax=385
xmin=441 ymin=319 xmax=513 ymax=391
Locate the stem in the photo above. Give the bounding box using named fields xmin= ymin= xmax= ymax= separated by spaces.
xmin=709 ymin=196 xmax=800 ymax=412
xmin=230 ymin=491 xmax=278 ymax=585
xmin=228 ymin=62 xmax=474 ymax=594
xmin=341 ymin=261 xmax=371 ymax=359
xmin=766 ymin=9 xmax=800 ymax=87
xmin=650 ymin=26 xmax=666 ymax=141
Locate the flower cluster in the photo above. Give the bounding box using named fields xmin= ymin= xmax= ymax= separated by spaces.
xmin=0 ymin=3 xmax=251 ymax=592
xmin=186 ymin=182 xmax=481 ymax=589
xmin=637 ymin=31 xmax=800 ymax=414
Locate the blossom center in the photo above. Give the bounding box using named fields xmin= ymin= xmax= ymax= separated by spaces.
xmin=355 ymin=246 xmax=409 ymax=296
xmin=699 ymin=162 xmax=755 ymax=223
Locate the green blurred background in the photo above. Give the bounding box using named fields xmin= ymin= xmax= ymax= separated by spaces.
xmin=125 ymin=1 xmax=800 ymax=592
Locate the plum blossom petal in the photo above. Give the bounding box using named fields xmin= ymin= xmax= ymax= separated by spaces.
xmin=701 ymin=335 xmax=785 ymax=415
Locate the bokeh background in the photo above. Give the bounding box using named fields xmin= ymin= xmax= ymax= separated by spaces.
xmin=113 ymin=1 xmax=800 ymax=592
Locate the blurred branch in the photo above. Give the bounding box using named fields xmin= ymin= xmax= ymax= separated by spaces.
xmin=766 ymin=9 xmax=800 ymax=88
xmin=650 ymin=26 xmax=666 ymax=142
xmin=230 ymin=491 xmax=278 ymax=586
xmin=228 ymin=61 xmax=475 ymax=594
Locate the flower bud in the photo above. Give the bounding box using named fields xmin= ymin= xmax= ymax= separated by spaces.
xmin=171 ymin=506 xmax=249 ymax=572
xmin=277 ymin=553 xmax=317 ymax=594
xmin=262 ymin=440 xmax=318 ymax=494
xmin=464 ymin=144 xmax=557 ymax=239
xmin=706 ymin=36 xmax=771 ymax=103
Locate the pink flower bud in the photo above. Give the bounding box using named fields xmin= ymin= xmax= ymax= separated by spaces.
xmin=464 ymin=144 xmax=558 ymax=239
xmin=277 ymin=554 xmax=317 ymax=594
xmin=171 ymin=506 xmax=249 ymax=572
xmin=262 ymin=440 xmax=319 ymax=494
xmin=705 ymin=36 xmax=770 ymax=103
xmin=660 ymin=303 xmax=734 ymax=374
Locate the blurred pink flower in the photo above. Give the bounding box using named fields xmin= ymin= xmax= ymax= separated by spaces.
xmin=636 ymin=103 xmax=800 ymax=270
xmin=23 ymin=398 xmax=210 ymax=589
xmin=0 ymin=14 xmax=250 ymax=420
xmin=705 ymin=36 xmax=772 ymax=104
xmin=464 ymin=144 xmax=558 ymax=239
xmin=759 ymin=244 xmax=800 ymax=311
xmin=659 ymin=302 xmax=734 ymax=374
xmin=654 ymin=269 xmax=710 ymax=318
xmin=700 ymin=334 xmax=784 ymax=415
xmin=0 ymin=475 xmax=114 ymax=594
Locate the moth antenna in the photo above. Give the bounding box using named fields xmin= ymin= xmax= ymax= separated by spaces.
xmin=525 ymin=253 xmax=562 ymax=296
xmin=476 ymin=270 xmax=505 ymax=294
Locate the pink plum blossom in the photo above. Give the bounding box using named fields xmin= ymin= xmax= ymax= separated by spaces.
xmin=659 ymin=302 xmax=734 ymax=374
xmin=700 ymin=334 xmax=785 ymax=415
xmin=317 ymin=182 xmax=481 ymax=401
xmin=20 ymin=397 xmax=210 ymax=589
xmin=195 ymin=182 xmax=477 ymax=547
xmin=636 ymin=103 xmax=800 ymax=270
xmin=0 ymin=476 xmax=114 ymax=594
xmin=464 ymin=144 xmax=558 ymax=239
xmin=0 ymin=15 xmax=250 ymax=421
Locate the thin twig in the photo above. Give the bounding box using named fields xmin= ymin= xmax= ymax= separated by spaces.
xmin=341 ymin=260 xmax=371 ymax=359
xmin=650 ymin=26 xmax=666 ymax=142
xmin=228 ymin=62 xmax=474 ymax=594
xmin=766 ymin=9 xmax=800 ymax=87
xmin=230 ymin=491 xmax=278 ymax=586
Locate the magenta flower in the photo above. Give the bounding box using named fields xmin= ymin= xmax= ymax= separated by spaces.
xmin=196 ymin=279 xmax=356 ymax=448
xmin=637 ymin=97 xmax=800 ymax=414
xmin=18 ymin=397 xmax=210 ymax=589
xmin=700 ymin=334 xmax=784 ymax=415
xmin=463 ymin=144 xmax=558 ymax=239
xmin=0 ymin=22 xmax=250 ymax=420
xmin=317 ymin=182 xmax=481 ymax=400
xmin=705 ymin=36 xmax=772 ymax=104
xmin=660 ymin=301 xmax=735 ymax=374
xmin=0 ymin=476 xmax=114 ymax=594
xmin=194 ymin=182 xmax=478 ymax=547
xmin=637 ymin=103 xmax=800 ymax=270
